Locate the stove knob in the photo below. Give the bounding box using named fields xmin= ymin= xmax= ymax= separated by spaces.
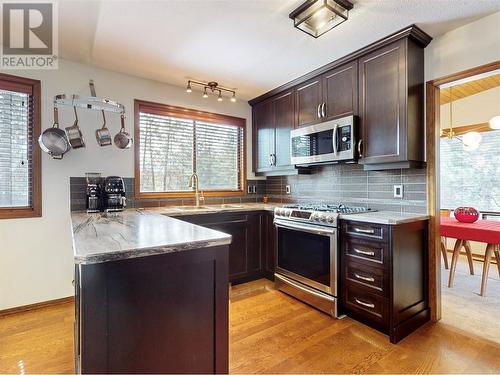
xmin=285 ymin=210 xmax=291 ymax=217
xmin=320 ymin=214 xmax=327 ymax=222
xmin=311 ymin=213 xmax=319 ymax=221
xmin=327 ymin=216 xmax=335 ymax=224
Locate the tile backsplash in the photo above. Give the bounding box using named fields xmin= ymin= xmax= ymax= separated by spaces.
xmin=69 ymin=177 xmax=266 ymax=211
xmin=266 ymin=164 xmax=427 ymax=214
xmin=70 ymin=165 xmax=427 ymax=214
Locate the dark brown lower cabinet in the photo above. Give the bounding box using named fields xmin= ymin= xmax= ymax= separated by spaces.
xmin=75 ymin=245 xmax=228 ymax=374
xmin=177 ymin=212 xmax=264 ymax=284
xmin=261 ymin=211 xmax=276 ymax=280
xmin=340 ymin=219 xmax=429 ymax=343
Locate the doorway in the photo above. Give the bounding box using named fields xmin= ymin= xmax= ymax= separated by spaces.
xmin=426 ymin=61 xmax=500 ymax=339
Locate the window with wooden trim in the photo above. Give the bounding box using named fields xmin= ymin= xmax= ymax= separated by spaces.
xmin=0 ymin=73 xmax=41 ymax=219
xmin=134 ymin=100 xmax=246 ymax=198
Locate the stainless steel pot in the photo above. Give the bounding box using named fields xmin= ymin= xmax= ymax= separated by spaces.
xmin=38 ymin=107 xmax=71 ymax=159
xmin=65 ymin=106 xmax=85 ymax=149
xmin=95 ymin=110 xmax=112 ymax=146
xmin=114 ymin=115 xmax=133 ymax=149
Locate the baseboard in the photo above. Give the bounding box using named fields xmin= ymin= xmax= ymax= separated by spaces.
xmin=0 ymin=296 xmax=75 ymax=317
xmin=390 ymin=308 xmax=430 ymax=344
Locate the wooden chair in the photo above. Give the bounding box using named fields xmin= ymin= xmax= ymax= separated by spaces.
xmin=480 ymin=244 xmax=500 ymax=296
xmin=440 ymin=209 xmax=451 ymax=269
xmin=448 ymin=239 xmax=475 ymax=288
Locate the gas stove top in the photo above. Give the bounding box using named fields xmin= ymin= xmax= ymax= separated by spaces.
xmin=274 ymin=203 xmax=374 ymax=227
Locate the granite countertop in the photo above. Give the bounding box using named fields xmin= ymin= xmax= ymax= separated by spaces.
xmin=71 ymin=210 xmax=232 ymax=265
xmin=339 ymin=211 xmax=429 ymax=225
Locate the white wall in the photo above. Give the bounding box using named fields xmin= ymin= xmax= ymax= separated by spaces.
xmin=425 ymin=11 xmax=500 ymax=81
xmin=440 ymin=86 xmax=500 ymax=128
xmin=0 ymin=59 xmax=252 ymax=310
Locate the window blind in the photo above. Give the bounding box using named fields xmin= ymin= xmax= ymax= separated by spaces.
xmin=138 ymin=109 xmax=244 ymax=194
xmin=0 ymin=88 xmax=31 ymax=207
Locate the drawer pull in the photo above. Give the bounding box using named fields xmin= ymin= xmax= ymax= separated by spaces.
xmin=354 ymin=273 xmax=375 ymax=282
xmin=354 ymin=298 xmax=375 ymax=309
xmin=353 ymin=227 xmax=375 ymax=234
xmin=353 ymin=248 xmax=375 ymax=256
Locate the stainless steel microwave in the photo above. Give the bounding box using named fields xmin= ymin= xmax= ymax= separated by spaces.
xmin=290 ymin=115 xmax=356 ymax=166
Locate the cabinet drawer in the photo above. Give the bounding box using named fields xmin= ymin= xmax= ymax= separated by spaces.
xmin=344 ymin=238 xmax=387 ymax=265
xmin=346 ymin=261 xmax=385 ymax=293
xmin=345 ymin=286 xmax=387 ymax=323
xmin=343 ymin=221 xmax=387 ymax=242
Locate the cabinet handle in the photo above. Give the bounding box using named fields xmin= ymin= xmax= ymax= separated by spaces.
xmin=269 ymin=154 xmax=273 ymax=167
xmin=353 ymin=227 xmax=375 ymax=234
xmin=353 ymin=248 xmax=375 ymax=256
xmin=354 ymin=273 xmax=375 ymax=282
xmin=317 ymin=104 xmax=322 ymax=119
xmin=321 ymin=102 xmax=326 ymax=118
xmin=354 ymin=298 xmax=375 ymax=309
xmin=272 ymin=154 xmax=276 ymax=166
xmin=357 ymin=139 xmax=363 ymax=158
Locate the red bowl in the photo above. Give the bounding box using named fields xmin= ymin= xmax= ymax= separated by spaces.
xmin=454 ymin=207 xmax=479 ymax=223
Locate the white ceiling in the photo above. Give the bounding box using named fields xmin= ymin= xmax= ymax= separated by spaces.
xmin=57 ymin=0 xmax=500 ymax=100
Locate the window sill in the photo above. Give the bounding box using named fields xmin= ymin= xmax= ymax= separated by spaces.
xmin=135 ymin=190 xmax=245 ymax=200
xmin=0 ymin=207 xmax=42 ymax=220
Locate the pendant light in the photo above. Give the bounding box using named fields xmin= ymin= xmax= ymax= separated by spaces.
xmin=445 ymin=86 xmax=482 ymax=151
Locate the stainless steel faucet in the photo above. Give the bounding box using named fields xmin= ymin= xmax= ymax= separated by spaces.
xmin=188 ymin=172 xmax=204 ymax=207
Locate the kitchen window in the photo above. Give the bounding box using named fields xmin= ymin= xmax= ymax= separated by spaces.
xmin=134 ymin=100 xmax=246 ymax=198
xmin=441 ymin=129 xmax=500 ymax=213
xmin=0 ymin=73 xmax=41 ymax=219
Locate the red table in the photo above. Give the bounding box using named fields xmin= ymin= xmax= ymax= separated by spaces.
xmin=441 ymin=217 xmax=500 ymax=296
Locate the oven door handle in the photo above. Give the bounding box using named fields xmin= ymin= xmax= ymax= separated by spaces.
xmin=274 ymin=219 xmax=335 ymax=236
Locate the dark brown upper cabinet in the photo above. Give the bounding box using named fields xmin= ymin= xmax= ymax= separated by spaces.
xmin=253 ymin=89 xmax=296 ymax=174
xmin=295 ymin=61 xmax=358 ymax=127
xmin=322 ymin=60 xmax=358 ymax=121
xmin=358 ymin=38 xmax=425 ymax=170
xmin=252 ymin=99 xmax=274 ymax=173
xmin=295 ymin=77 xmax=322 ymax=127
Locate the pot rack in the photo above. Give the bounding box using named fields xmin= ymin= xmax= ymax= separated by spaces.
xmin=53 ymin=79 xmax=125 ymax=114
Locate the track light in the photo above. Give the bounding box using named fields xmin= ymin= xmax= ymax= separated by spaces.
xmin=217 ymin=91 xmax=223 ymax=102
xmin=185 ymin=80 xmax=236 ymax=103
xmin=202 ymin=87 xmax=208 ymax=98
xmin=230 ymin=92 xmax=236 ymax=102
xmin=186 ymin=81 xmax=192 ymax=93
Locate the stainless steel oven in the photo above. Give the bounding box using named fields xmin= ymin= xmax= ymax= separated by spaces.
xmin=274 ymin=217 xmax=338 ymax=317
xmin=290 ymin=115 xmax=356 ymax=166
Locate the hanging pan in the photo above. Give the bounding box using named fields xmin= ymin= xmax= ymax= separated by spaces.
xmin=114 ymin=115 xmax=133 ymax=149
xmin=38 ymin=107 xmax=71 ymax=159
xmin=95 ymin=110 xmax=112 ymax=146
xmin=65 ymin=106 xmax=86 ymax=149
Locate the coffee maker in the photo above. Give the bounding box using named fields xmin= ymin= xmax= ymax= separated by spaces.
xmin=103 ymin=176 xmax=126 ymax=212
xmin=85 ymin=173 xmax=103 ymax=213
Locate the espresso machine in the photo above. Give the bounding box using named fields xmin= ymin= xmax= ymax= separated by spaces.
xmin=103 ymin=176 xmax=126 ymax=212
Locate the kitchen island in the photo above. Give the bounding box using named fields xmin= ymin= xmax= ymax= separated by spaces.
xmin=71 ymin=210 xmax=232 ymax=374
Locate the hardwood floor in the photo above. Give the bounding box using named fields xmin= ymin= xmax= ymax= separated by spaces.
xmin=1 ymin=279 xmax=500 ymax=374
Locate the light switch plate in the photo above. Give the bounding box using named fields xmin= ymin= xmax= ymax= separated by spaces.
xmin=393 ymin=184 xmax=403 ymax=198
xmin=247 ymin=185 xmax=253 ymax=194
xmin=285 ymin=185 xmax=291 ymax=194
xmin=252 ymin=185 xmax=257 ymax=194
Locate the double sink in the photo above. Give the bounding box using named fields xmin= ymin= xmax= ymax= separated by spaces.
xmin=172 ymin=204 xmax=245 ymax=212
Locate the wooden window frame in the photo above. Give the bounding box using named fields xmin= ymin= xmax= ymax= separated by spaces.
xmin=0 ymin=73 xmax=41 ymax=220
xmin=134 ymin=99 xmax=247 ymax=199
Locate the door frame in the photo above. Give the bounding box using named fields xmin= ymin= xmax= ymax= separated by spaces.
xmin=426 ymin=60 xmax=500 ymax=321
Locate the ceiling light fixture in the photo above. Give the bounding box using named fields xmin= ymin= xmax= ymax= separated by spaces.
xmin=185 ymin=79 xmax=236 ymax=103
xmin=489 ymin=115 xmax=500 ymax=130
xmin=289 ymin=0 xmax=353 ymax=38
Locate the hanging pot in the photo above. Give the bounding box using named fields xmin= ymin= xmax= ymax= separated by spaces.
xmin=38 ymin=107 xmax=71 ymax=159
xmin=65 ymin=106 xmax=86 ymax=149
xmin=95 ymin=110 xmax=112 ymax=146
xmin=114 ymin=115 xmax=133 ymax=149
